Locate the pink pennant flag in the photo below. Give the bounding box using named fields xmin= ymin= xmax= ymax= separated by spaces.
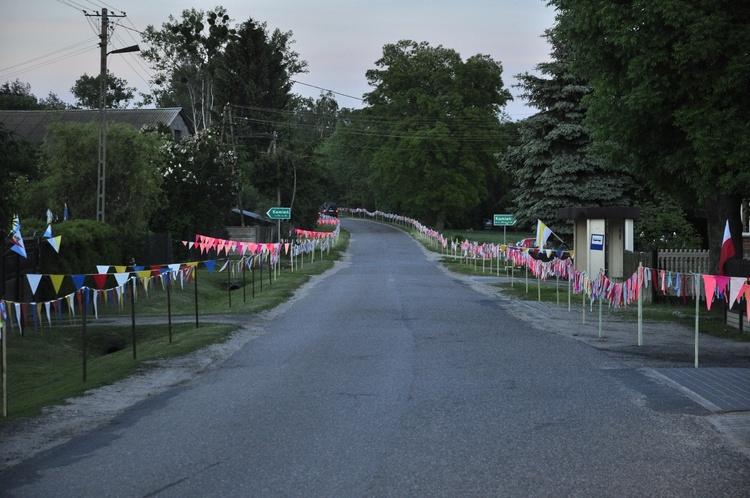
xmin=702 ymin=275 xmax=717 ymax=310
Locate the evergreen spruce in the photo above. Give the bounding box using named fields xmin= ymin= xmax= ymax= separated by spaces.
xmin=500 ymin=30 xmax=633 ymax=237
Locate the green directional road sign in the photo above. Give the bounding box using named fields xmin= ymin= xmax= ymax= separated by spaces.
xmin=266 ymin=207 xmax=291 ymax=220
xmin=493 ymin=214 xmax=517 ymax=226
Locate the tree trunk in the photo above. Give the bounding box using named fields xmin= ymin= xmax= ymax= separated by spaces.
xmin=435 ymin=210 xmax=446 ymax=232
xmin=704 ymin=194 xmax=743 ymax=273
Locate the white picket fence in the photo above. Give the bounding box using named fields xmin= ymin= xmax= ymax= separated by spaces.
xmin=657 ymin=249 xmax=710 ymax=274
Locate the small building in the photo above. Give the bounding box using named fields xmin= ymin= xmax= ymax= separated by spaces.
xmin=0 ymin=107 xmax=193 ymax=144
xmin=226 ymin=209 xmax=276 ymax=243
xmin=558 ymin=206 xmax=641 ymax=279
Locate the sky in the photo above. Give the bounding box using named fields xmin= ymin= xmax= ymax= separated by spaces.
xmin=1 ymin=0 xmax=557 ymax=120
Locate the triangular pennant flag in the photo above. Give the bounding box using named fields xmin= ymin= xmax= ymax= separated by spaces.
xmin=47 ymin=235 xmax=61 ymax=253
xmin=114 ymin=266 xmax=127 ymax=273
xmin=92 ymin=290 xmax=99 ymax=319
xmin=14 ymin=303 xmax=22 ymax=335
xmin=728 ymin=277 xmax=746 ymax=305
xmin=114 ymin=273 xmax=130 ymax=288
xmin=71 ymin=274 xmax=86 ymax=290
xmin=50 ymin=274 xmax=65 ymax=295
xmin=10 ymin=237 xmax=27 ymax=258
xmin=702 ymin=275 xmax=717 ymax=310
xmin=27 ymin=274 xmax=43 ymax=296
xmin=204 ymin=260 xmax=216 ymax=273
xmin=43 ymin=224 xmax=53 ymax=238
xmin=93 ymin=273 xmax=108 ymax=290
xmin=96 ymin=265 xmax=110 ymax=275
xmin=45 ymin=302 xmax=52 ymax=327
xmin=714 ymin=276 xmax=731 ymax=298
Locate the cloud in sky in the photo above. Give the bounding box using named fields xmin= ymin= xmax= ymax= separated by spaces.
xmin=1 ymin=0 xmax=556 ymax=119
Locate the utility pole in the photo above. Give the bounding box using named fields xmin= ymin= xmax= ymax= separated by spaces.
xmin=221 ymin=104 xmax=244 ymax=227
xmin=85 ymin=8 xmax=127 ymax=223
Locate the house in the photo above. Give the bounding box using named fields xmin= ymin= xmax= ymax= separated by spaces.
xmin=0 ymin=107 xmax=193 ymax=145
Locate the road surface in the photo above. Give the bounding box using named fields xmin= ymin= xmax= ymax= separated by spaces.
xmin=1 ymin=218 xmax=748 ymax=496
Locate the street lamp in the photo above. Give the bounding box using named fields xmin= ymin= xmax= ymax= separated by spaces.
xmin=95 ymin=7 xmax=140 ymax=223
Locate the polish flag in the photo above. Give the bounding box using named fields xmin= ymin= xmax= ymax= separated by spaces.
xmin=719 ymin=220 xmax=735 ymax=276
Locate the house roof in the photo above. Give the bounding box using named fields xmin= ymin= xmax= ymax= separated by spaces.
xmin=231 ymin=208 xmax=275 ymax=226
xmin=557 ymin=206 xmax=641 ymax=221
xmin=0 ymin=108 xmax=193 ymax=145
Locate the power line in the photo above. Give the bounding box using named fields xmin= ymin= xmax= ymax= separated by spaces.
xmin=0 ymin=42 xmax=96 ymax=82
xmin=291 ymin=80 xmax=364 ymax=102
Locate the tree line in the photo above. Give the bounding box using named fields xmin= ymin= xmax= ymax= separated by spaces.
xmin=2 ymin=2 xmax=746 ymax=272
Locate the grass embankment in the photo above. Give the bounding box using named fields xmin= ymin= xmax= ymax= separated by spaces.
xmin=0 ymin=228 xmax=349 ymax=424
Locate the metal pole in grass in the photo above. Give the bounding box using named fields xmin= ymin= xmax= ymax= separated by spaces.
xmin=2 ymin=324 xmax=6 ymax=417
xmin=638 ymin=264 xmax=643 ymax=347
xmin=259 ymin=257 xmax=263 ymax=293
xmin=227 ymin=260 xmax=232 ymax=309
xmin=242 ymin=258 xmax=247 ymax=303
xmin=598 ymin=294 xmax=603 ymax=339
xmin=130 ymin=278 xmax=137 ymax=359
xmin=694 ymin=275 xmax=700 ymax=368
xmin=582 ymin=290 xmax=586 ymax=324
xmin=167 ymin=272 xmax=172 ymax=343
xmin=568 ymin=276 xmax=572 ymax=311
xmin=193 ymin=266 xmax=199 ymax=329
xmin=537 ymin=273 xmax=541 ymax=302
xmin=268 ymin=258 xmax=272 ymax=287
xmin=82 ymin=289 xmax=88 ymax=382
xmin=525 ymin=266 xmax=529 ymax=294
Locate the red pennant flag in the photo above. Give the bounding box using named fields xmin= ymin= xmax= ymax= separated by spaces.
xmin=93 ymin=273 xmax=108 ymax=290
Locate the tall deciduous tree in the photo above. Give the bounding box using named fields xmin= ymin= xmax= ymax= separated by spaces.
xmin=364 ymin=40 xmax=512 ymax=229
xmin=212 ymin=17 xmax=311 ymax=226
xmin=550 ymin=0 xmax=750 ymax=268
xmin=29 ymin=122 xmax=163 ymax=249
xmin=0 ymin=122 xmax=37 ymax=232
xmin=214 ymin=18 xmax=305 ymax=112
xmin=141 ymin=7 xmax=236 ymax=130
xmin=71 ymin=73 xmax=135 ymax=109
xmin=0 ymin=79 xmax=42 ymax=110
xmin=500 ymin=29 xmax=634 ymax=236
xmin=149 ymin=129 xmax=235 ymax=238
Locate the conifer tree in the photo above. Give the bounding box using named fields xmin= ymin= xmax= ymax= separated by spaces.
xmin=500 ymin=30 xmax=633 ymax=237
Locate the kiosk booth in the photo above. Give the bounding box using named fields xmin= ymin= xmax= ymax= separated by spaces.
xmin=557 ymin=207 xmax=640 ymax=279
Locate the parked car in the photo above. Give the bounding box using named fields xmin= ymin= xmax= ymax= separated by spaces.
xmin=515 ymin=237 xmax=537 ymax=248
xmin=321 ymin=202 xmax=339 ymax=217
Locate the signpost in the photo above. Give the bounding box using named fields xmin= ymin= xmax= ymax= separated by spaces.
xmin=266 ymin=207 xmax=291 ymax=220
xmin=267 ymin=207 xmax=291 ymax=243
xmin=493 ymin=214 xmax=516 ymax=226
xmin=493 ymin=214 xmax=517 ymax=245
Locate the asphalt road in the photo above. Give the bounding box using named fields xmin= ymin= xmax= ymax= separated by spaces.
xmin=1 ymin=218 xmax=748 ymax=497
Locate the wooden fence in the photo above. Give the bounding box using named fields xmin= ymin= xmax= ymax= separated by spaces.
xmin=658 ymin=249 xmax=710 ymax=274
xmin=623 ymin=249 xmax=710 ymax=278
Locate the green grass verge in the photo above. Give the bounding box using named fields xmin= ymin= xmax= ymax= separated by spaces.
xmin=441 ymin=229 xmax=533 ymax=247
xmin=438 ymin=253 xmax=750 ymax=342
xmin=2 ymin=322 xmax=236 ymax=423
xmin=0 ymin=229 xmax=350 ymax=425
